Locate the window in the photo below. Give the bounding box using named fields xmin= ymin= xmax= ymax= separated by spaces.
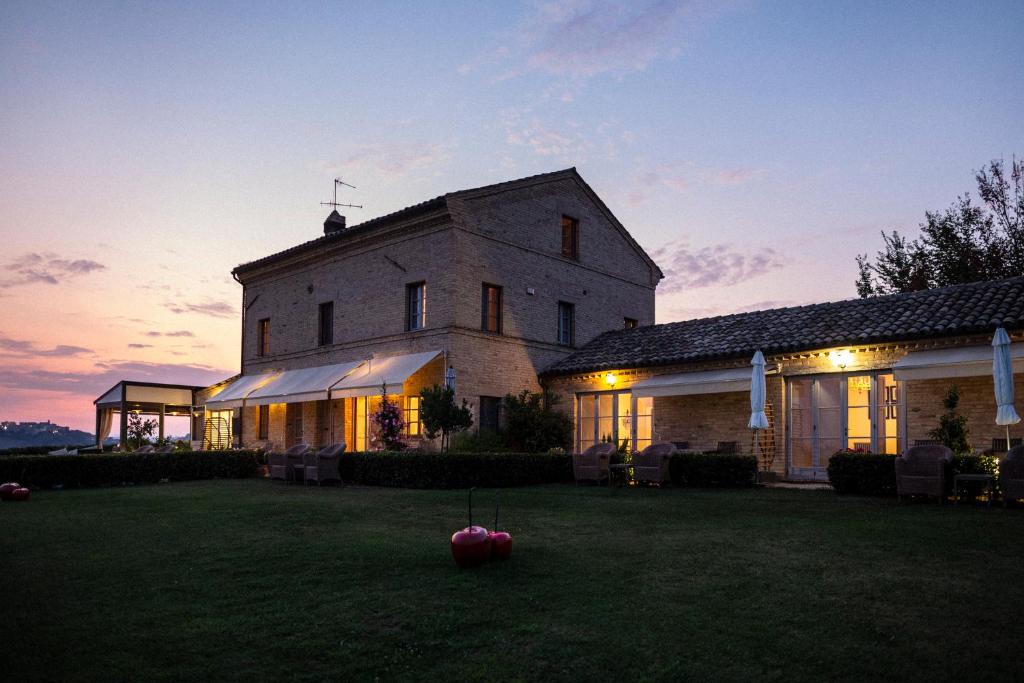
xmin=479 ymin=396 xmax=501 ymax=433
xmin=561 ymin=215 xmax=579 ymax=259
xmin=557 ymin=301 xmax=574 ymax=346
xmin=576 ymin=391 xmax=651 ymax=453
xmin=624 ymin=318 xmax=638 ymax=330
xmin=481 ymin=283 xmax=502 ymax=333
xmin=318 ymin=302 xmax=334 ymax=346
xmin=404 ymin=396 xmax=421 ymax=437
xmin=257 ymin=404 xmax=269 ymax=440
xmin=258 ymin=318 xmax=270 ymax=357
xmin=406 ymin=282 xmax=426 ymax=331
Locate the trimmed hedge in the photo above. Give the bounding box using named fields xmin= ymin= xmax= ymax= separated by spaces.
xmin=0 ymin=451 xmax=261 ymax=489
xmin=827 ymin=452 xmax=897 ymax=495
xmin=339 ymin=451 xmax=573 ymax=488
xmin=828 ymin=452 xmax=1001 ymax=497
xmin=669 ymin=452 xmax=757 ymax=488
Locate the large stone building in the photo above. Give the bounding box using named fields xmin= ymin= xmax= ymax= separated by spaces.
xmin=95 ymin=169 xmax=1023 ymax=482
xmin=195 ymin=168 xmax=662 ymax=451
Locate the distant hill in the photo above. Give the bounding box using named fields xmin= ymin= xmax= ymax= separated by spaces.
xmin=0 ymin=421 xmax=100 ymax=450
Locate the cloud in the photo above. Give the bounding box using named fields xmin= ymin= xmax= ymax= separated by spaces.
xmin=323 ymin=142 xmax=451 ymax=179
xmin=0 ymin=252 xmax=106 ymax=289
xmin=650 ymin=239 xmax=784 ymax=292
xmin=0 ymin=360 xmax=231 ymax=397
xmin=504 ymin=118 xmax=592 ymax=159
xmin=464 ymin=0 xmax=729 ymax=85
xmin=164 ymin=301 xmax=236 ymax=319
xmin=145 ymin=330 xmax=195 ymax=338
xmin=629 ymin=162 xmax=760 ymax=205
xmin=713 ymin=167 xmax=756 ymax=185
xmin=0 ymin=335 xmax=93 ymax=358
xmin=127 ymin=343 xmax=153 ymax=349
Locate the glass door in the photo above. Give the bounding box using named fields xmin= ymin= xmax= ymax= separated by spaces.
xmin=575 ymin=391 xmax=652 ymax=453
xmin=787 ymin=372 xmax=904 ymax=480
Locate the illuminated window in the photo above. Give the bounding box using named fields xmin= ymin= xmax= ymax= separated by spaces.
xmin=575 ymin=391 xmax=652 ymax=453
xmin=352 ymin=397 xmax=368 ymax=451
xmin=404 ymin=396 xmax=421 ymax=437
xmin=257 ymin=404 xmax=269 ymax=440
xmin=481 ymin=284 xmax=502 ymax=333
xmin=406 ymin=282 xmax=426 ymax=331
xmin=561 ymin=215 xmax=579 ymax=259
xmin=258 ymin=318 xmax=270 ymax=356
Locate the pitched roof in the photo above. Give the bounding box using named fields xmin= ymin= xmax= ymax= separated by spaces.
xmin=233 ymin=167 xmax=660 ymax=278
xmin=543 ymin=276 xmax=1024 ymax=376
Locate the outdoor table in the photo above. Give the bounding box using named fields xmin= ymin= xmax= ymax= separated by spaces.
xmin=954 ymin=473 xmax=995 ymax=506
xmin=608 ymin=463 xmax=633 ymax=488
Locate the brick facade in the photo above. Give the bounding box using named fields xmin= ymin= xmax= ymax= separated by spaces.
xmin=545 ymin=336 xmax=1024 ymax=480
xmin=210 ymin=171 xmax=660 ymax=449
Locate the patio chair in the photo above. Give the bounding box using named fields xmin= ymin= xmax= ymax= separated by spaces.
xmin=895 ymin=444 xmax=953 ymax=502
xmin=716 ymin=441 xmax=737 ymax=455
xmin=999 ymin=446 xmax=1024 ymax=506
xmin=303 ymin=443 xmax=345 ymax=486
xmin=135 ymin=445 xmax=156 ymax=454
xmin=154 ymin=444 xmax=175 ymax=453
xmin=633 ymin=442 xmax=676 ymax=485
xmin=572 ymin=442 xmax=616 ymax=484
xmin=268 ymin=451 xmax=289 ymax=482
xmin=992 ymin=437 xmax=1023 ymax=454
xmin=284 ymin=444 xmax=310 ymax=483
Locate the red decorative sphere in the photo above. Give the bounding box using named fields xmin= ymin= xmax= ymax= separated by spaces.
xmin=0 ymin=483 xmax=20 ymax=501
xmin=488 ymin=531 xmax=512 ymax=560
xmin=451 ymin=525 xmax=491 ymax=568
xmin=11 ymin=487 xmax=30 ymax=502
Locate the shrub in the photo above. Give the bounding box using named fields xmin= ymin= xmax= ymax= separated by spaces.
xmin=669 ymin=452 xmax=757 ymax=488
xmin=0 ymin=450 xmax=261 ymax=489
xmin=930 ymin=384 xmax=971 ymax=455
xmin=339 ymin=451 xmax=573 ymax=488
xmin=420 ymin=384 xmax=473 ymax=452
xmin=502 ymin=390 xmax=573 ymax=453
xmin=827 ymin=452 xmax=897 ymax=495
xmin=954 ymin=453 xmax=1001 ymax=499
xmin=449 ymin=430 xmax=514 ymax=453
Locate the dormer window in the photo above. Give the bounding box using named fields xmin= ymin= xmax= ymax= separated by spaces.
xmin=561 ymin=215 xmax=579 ymax=260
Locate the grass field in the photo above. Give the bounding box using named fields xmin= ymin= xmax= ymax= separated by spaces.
xmin=3 ymin=481 xmax=1023 ymax=682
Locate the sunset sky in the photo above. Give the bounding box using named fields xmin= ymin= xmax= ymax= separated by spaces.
xmin=1 ymin=1 xmax=1021 ymax=431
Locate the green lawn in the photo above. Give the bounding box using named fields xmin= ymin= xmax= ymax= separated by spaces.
xmin=3 ymin=481 xmax=1023 ymax=682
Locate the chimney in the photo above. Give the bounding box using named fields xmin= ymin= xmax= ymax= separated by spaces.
xmin=324 ymin=210 xmax=346 ymax=235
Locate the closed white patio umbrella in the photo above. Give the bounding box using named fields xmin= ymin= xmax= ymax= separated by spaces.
xmin=993 ymin=327 xmax=1021 ymax=449
xmin=748 ymin=350 xmax=769 ymax=430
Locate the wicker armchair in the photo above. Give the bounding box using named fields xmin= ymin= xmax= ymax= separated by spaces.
xmin=268 ymin=451 xmax=288 ymax=481
xmin=895 ymin=444 xmax=953 ymax=502
xmin=279 ymin=443 xmax=310 ymax=483
xmin=572 ymin=442 xmax=616 ymax=484
xmin=634 ymin=442 xmax=676 ymax=485
xmin=303 ymin=443 xmax=345 ymax=486
xmin=999 ymin=445 xmax=1024 ymax=506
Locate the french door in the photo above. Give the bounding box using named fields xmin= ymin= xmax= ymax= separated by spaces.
xmin=787 ymin=373 xmax=904 ymax=480
xmin=575 ymin=391 xmax=653 ymax=453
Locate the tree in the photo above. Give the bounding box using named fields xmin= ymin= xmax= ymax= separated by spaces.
xmin=419 ymin=384 xmax=473 ymax=452
xmin=856 ymin=157 xmax=1024 ymax=296
xmin=502 ymin=390 xmax=573 ymax=453
xmin=370 ymin=383 xmax=405 ymax=451
xmin=127 ymin=412 xmax=157 ymax=451
xmin=929 ymin=385 xmax=970 ymax=455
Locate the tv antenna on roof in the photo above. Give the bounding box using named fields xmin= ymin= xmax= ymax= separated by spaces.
xmin=321 ymin=178 xmax=363 ymax=210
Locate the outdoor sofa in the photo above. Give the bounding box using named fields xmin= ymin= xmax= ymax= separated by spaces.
xmin=302 ymin=443 xmax=345 ymax=486
xmin=999 ymin=445 xmax=1024 ymax=506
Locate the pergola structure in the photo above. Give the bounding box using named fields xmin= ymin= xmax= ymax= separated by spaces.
xmin=93 ymin=381 xmax=204 ymax=450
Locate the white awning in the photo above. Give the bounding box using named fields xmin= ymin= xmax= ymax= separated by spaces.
xmin=330 ymin=350 xmax=442 ymax=398
xmin=245 ymin=361 xmax=364 ymax=406
xmin=893 ymin=343 xmax=1024 ymax=381
xmin=631 ymin=366 xmax=777 ymax=398
xmin=205 ymin=373 xmax=280 ymax=410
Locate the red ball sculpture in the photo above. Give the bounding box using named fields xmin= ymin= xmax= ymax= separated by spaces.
xmin=0 ymin=482 xmax=20 ymax=501
xmin=451 ymin=488 xmax=490 ymax=568
xmin=11 ymin=487 xmax=30 ymax=502
xmin=488 ymin=495 xmax=513 ymax=560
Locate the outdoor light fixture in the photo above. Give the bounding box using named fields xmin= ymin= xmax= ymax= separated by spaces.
xmin=831 ymin=350 xmax=852 ymax=370
xmin=604 ymin=372 xmax=618 ymax=387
